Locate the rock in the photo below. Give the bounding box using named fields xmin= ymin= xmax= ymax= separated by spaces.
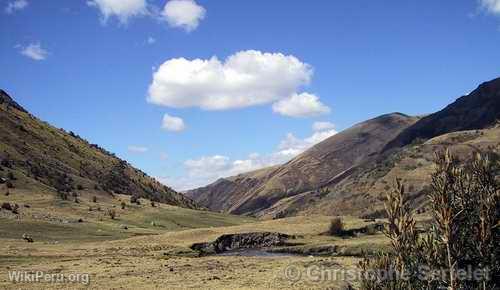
xmin=190 ymin=232 xmax=294 ymax=255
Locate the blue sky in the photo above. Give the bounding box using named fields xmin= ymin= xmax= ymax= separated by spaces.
xmin=1 ymin=0 xmax=500 ymax=190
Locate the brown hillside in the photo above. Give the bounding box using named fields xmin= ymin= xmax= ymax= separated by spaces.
xmin=0 ymin=89 xmax=197 ymax=209
xmin=186 ymin=113 xmax=419 ymax=215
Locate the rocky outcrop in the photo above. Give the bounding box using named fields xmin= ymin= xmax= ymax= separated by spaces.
xmin=0 ymin=89 xmax=27 ymax=113
xmin=190 ymin=232 xmax=294 ymax=255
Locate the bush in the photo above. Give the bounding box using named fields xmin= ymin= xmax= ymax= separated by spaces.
xmin=7 ymin=172 xmax=15 ymax=180
xmin=121 ymin=201 xmax=126 ymax=210
xmin=6 ymin=181 xmax=14 ymax=189
xmin=92 ymin=196 xmax=97 ymax=203
xmin=359 ymin=150 xmax=500 ymax=289
xmin=77 ymin=184 xmax=84 ymax=190
xmin=1 ymin=202 xmax=12 ymax=211
xmin=57 ymin=191 xmax=68 ymax=200
xmin=107 ymin=209 xmax=116 ymax=220
xmin=150 ymin=200 xmax=156 ymax=207
xmin=328 ymin=217 xmax=344 ymax=236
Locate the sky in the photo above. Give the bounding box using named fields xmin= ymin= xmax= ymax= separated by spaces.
xmin=1 ymin=0 xmax=500 ymax=190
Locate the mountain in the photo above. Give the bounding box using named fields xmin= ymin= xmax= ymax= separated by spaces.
xmin=384 ymin=77 xmax=500 ymax=151
xmin=186 ymin=112 xmax=420 ymax=215
xmin=0 ymin=89 xmax=197 ymax=209
xmin=187 ymin=77 xmax=500 ymax=218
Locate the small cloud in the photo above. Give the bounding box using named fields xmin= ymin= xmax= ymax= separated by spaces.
xmin=312 ymin=121 xmax=335 ymax=132
xmin=162 ymin=0 xmax=206 ymax=32
xmin=5 ymin=0 xmax=28 ymax=14
xmin=87 ymin=0 xmax=147 ymax=24
xmin=161 ymin=113 xmax=186 ymax=132
xmin=20 ymin=43 xmax=48 ymax=61
xmin=480 ymin=0 xmax=500 ymax=15
xmin=160 ymin=152 xmax=169 ymax=160
xmin=165 ymin=124 xmax=337 ymax=190
xmin=147 ymin=36 xmax=156 ymax=44
xmin=272 ymin=92 xmax=330 ymax=118
xmin=128 ymin=145 xmax=149 ymax=153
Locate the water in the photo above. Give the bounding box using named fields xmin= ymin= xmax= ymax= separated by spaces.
xmin=217 ymin=249 xmax=296 ymax=258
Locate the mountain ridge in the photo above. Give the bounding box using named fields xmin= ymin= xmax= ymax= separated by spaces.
xmin=187 ymin=77 xmax=500 ymax=218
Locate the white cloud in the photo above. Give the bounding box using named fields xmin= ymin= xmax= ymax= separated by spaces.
xmin=272 ymin=92 xmax=330 ymax=118
xmin=148 ymin=50 xmax=315 ymax=111
xmin=312 ymin=121 xmax=335 ymax=132
xmin=162 ymin=0 xmax=205 ymax=32
xmin=87 ymin=0 xmax=147 ymax=23
xmin=147 ymin=36 xmax=156 ymax=44
xmin=161 ymin=113 xmax=186 ymax=132
xmin=128 ymin=145 xmax=149 ymax=153
xmin=480 ymin=0 xmax=500 ymax=15
xmin=162 ymin=124 xmax=337 ymax=190
xmin=5 ymin=0 xmax=28 ymax=14
xmin=20 ymin=43 xmax=48 ymax=61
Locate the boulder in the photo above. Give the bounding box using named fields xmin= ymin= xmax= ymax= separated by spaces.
xmin=190 ymin=232 xmax=294 ymax=255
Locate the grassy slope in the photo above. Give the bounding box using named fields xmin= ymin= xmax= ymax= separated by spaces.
xmin=0 ymin=90 xmax=196 ymax=208
xmin=187 ymin=113 xmax=419 ymax=217
xmin=0 ymin=187 xmax=253 ymax=243
xmin=300 ymin=125 xmax=500 ymax=218
xmin=0 ymin=214 xmax=398 ymax=289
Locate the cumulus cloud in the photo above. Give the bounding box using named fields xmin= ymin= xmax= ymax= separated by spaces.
xmin=147 ymin=36 xmax=156 ymax=44
xmin=161 ymin=113 xmax=186 ymax=132
xmin=19 ymin=43 xmax=48 ymax=61
xmin=148 ymin=50 xmax=316 ymax=112
xmin=272 ymin=92 xmax=330 ymax=117
xmin=162 ymin=124 xmax=337 ymax=190
xmin=480 ymin=0 xmax=500 ymax=15
xmin=5 ymin=0 xmax=28 ymax=14
xmin=162 ymin=0 xmax=205 ymax=32
xmin=87 ymin=0 xmax=147 ymax=23
xmin=128 ymin=145 xmax=149 ymax=153
xmin=312 ymin=121 xmax=335 ymax=132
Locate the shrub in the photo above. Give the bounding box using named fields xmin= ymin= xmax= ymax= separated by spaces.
xmin=7 ymin=172 xmax=15 ymax=180
xmin=359 ymin=150 xmax=500 ymax=289
xmin=150 ymin=200 xmax=156 ymax=207
xmin=57 ymin=191 xmax=67 ymax=200
xmin=12 ymin=204 xmax=19 ymax=214
xmin=107 ymin=209 xmax=116 ymax=220
xmin=328 ymin=217 xmax=344 ymax=236
xmin=130 ymin=195 xmax=138 ymax=204
xmin=121 ymin=201 xmax=126 ymax=210
xmin=6 ymin=181 xmax=14 ymax=189
xmin=92 ymin=196 xmax=97 ymax=203
xmin=1 ymin=202 xmax=12 ymax=211
xmin=77 ymin=184 xmax=84 ymax=190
